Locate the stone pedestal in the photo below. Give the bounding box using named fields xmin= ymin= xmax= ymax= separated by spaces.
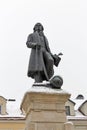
xmin=21 ymin=85 xmax=74 ymax=130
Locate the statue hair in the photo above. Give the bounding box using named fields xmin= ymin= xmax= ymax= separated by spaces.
xmin=33 ymin=23 xmax=44 ymax=31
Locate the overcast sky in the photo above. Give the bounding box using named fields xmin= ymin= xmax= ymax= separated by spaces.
xmin=0 ymin=0 xmax=87 ymax=104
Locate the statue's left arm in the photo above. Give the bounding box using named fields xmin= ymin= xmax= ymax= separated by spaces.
xmin=44 ymin=36 xmax=53 ymax=56
xmin=45 ymin=36 xmax=63 ymax=67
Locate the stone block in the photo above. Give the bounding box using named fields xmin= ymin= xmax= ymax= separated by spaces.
xmin=20 ymin=86 xmax=73 ymax=130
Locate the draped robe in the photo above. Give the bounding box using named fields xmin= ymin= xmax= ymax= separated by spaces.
xmin=26 ymin=31 xmax=54 ymax=81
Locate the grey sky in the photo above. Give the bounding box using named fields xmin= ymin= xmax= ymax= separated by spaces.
xmin=0 ymin=0 xmax=87 ymax=104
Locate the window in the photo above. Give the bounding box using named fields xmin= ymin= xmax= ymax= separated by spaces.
xmin=0 ymin=105 xmax=1 ymax=114
xmin=65 ymin=106 xmax=70 ymax=115
xmin=76 ymin=94 xmax=84 ymax=99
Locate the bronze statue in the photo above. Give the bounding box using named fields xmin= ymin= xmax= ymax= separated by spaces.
xmin=26 ymin=23 xmax=63 ymax=83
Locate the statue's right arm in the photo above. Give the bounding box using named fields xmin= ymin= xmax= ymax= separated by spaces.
xmin=26 ymin=34 xmax=37 ymax=49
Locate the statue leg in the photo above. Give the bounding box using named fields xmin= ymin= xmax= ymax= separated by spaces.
xmin=44 ymin=51 xmax=54 ymax=78
xmin=34 ymin=72 xmax=43 ymax=83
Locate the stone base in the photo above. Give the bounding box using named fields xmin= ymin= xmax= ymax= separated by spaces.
xmin=21 ymin=85 xmax=74 ymax=130
xmin=26 ymin=122 xmax=74 ymax=130
xmin=64 ymin=122 xmax=74 ymax=130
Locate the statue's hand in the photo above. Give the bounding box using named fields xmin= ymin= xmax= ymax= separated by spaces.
xmin=30 ymin=42 xmax=37 ymax=49
xmin=36 ymin=44 xmax=41 ymax=49
xmin=26 ymin=42 xmax=37 ymax=48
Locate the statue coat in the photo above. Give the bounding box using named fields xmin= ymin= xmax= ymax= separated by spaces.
xmin=26 ymin=31 xmax=54 ymax=81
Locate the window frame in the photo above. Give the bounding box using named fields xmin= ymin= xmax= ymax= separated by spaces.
xmin=0 ymin=105 xmax=1 ymax=114
xmin=65 ymin=106 xmax=70 ymax=115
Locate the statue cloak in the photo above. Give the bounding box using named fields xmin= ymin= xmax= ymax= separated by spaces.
xmin=26 ymin=32 xmax=54 ymax=81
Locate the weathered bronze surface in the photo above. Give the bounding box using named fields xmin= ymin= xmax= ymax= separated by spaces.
xmin=26 ymin=23 xmax=63 ymax=84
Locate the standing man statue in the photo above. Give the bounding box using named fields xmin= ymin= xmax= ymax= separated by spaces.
xmin=26 ymin=23 xmax=62 ymax=83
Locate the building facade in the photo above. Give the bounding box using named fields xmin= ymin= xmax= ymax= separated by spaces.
xmin=0 ymin=94 xmax=87 ymax=130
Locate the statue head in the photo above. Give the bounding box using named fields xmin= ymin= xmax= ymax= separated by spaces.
xmin=33 ymin=23 xmax=44 ymax=32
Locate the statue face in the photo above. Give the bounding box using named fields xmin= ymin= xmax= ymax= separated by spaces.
xmin=34 ymin=23 xmax=44 ymax=32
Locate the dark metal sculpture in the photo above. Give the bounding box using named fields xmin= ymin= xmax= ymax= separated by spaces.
xmin=50 ymin=76 xmax=63 ymax=89
xmin=26 ymin=23 xmax=63 ymax=84
xmin=33 ymin=76 xmax=63 ymax=89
